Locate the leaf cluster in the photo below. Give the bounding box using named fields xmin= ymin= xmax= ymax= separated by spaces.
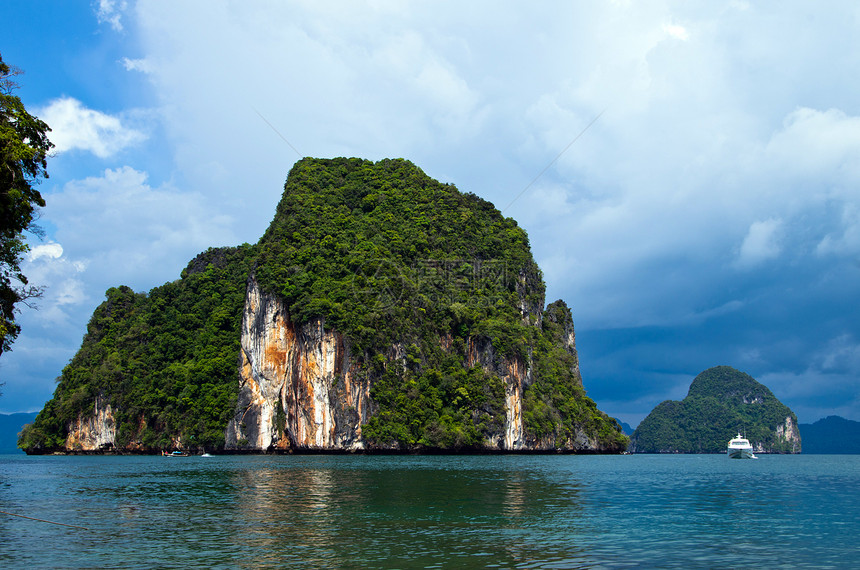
xmin=0 ymin=53 xmax=53 ymax=355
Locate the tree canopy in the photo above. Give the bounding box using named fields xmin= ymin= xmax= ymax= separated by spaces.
xmin=0 ymin=52 xmax=53 ymax=356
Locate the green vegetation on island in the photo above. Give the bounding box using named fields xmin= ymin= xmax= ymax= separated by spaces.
xmin=20 ymin=246 xmax=255 ymax=451
xmin=20 ymin=157 xmax=626 ymax=453
xmin=629 ymin=365 xmax=800 ymax=453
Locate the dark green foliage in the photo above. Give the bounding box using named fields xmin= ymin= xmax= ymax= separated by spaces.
xmin=361 ymin=357 xmax=506 ymax=450
xmin=1 ymin=53 xmax=53 ymax=355
xmin=525 ymin=300 xmax=628 ymax=449
xmin=19 ymin=246 xmax=255 ymax=452
xmin=255 ymin=158 xmax=542 ymax=354
xmin=630 ymin=366 xmax=799 ymax=453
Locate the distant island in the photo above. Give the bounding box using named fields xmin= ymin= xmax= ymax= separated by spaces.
xmin=629 ymin=366 xmax=801 ymax=453
xmin=18 ymin=158 xmax=626 ymax=455
xmin=613 ymin=419 xmax=634 ymax=436
xmin=0 ymin=412 xmax=36 ymax=453
xmin=798 ymin=416 xmax=860 ymax=454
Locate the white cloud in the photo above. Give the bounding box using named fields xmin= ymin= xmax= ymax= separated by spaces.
xmin=818 ymin=334 xmax=860 ymax=372
xmin=688 ymin=300 xmax=745 ymax=324
xmin=121 ymin=57 xmax=154 ymax=73
xmin=28 ymin=242 xmax=64 ymax=261
xmin=735 ymin=218 xmax=783 ymax=268
xmin=129 ymin=2 xmax=860 ymax=310
xmin=20 ymin=239 xmax=88 ymax=328
xmin=817 ymin=204 xmax=860 ymax=257
xmin=47 ymin=166 xmax=237 ymax=287
xmin=95 ymin=0 xmax=127 ymax=32
xmin=37 ymin=97 xmax=146 ymax=158
xmin=765 ymin=107 xmax=860 ymax=181
xmin=662 ymin=23 xmax=690 ymax=41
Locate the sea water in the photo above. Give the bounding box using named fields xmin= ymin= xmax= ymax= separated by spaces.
xmin=1 ymin=453 xmax=858 ymax=568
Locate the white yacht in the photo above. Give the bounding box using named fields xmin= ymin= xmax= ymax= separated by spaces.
xmin=727 ymin=432 xmax=757 ymax=459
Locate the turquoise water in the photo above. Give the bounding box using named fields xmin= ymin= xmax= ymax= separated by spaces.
xmin=1 ymin=453 xmax=858 ymax=568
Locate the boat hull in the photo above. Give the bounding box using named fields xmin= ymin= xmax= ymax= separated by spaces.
xmin=727 ymin=448 xmax=755 ymax=459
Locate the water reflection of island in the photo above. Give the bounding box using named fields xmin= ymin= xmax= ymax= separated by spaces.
xmin=230 ymin=456 xmax=590 ymax=567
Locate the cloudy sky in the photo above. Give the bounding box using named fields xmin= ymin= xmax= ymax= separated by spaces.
xmin=2 ymin=1 xmax=859 ymax=427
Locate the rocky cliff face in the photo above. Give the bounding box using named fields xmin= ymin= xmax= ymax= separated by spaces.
xmin=225 ymin=277 xmax=373 ymax=451
xmin=462 ymin=335 xmax=529 ymax=450
xmin=224 ymin=277 xmax=542 ymax=452
xmin=64 ymin=396 xmax=116 ymax=451
xmin=770 ymin=415 xmax=801 ymax=453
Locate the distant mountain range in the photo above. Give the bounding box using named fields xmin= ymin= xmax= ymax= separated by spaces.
xmin=798 ymin=416 xmax=860 ymax=454
xmin=0 ymin=412 xmax=37 ymax=453
xmin=614 ymin=419 xmax=634 ymax=436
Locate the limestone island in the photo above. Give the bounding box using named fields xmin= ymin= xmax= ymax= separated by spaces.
xmin=19 ymin=158 xmax=628 ymax=455
xmin=629 ymin=365 xmax=801 ymax=454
